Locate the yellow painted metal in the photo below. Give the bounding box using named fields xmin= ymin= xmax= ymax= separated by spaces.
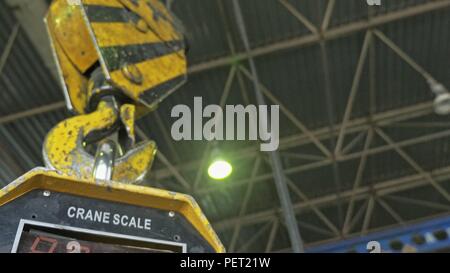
xmin=113 ymin=141 xmax=157 ymax=183
xmin=117 ymin=0 xmax=183 ymax=42
xmin=0 ymin=168 xmax=225 ymax=253
xmin=45 ymin=0 xmax=96 ymax=113
xmin=45 ymin=0 xmax=187 ymax=116
xmin=91 ymin=23 xmax=163 ymax=47
xmin=82 ymin=0 xmax=187 ymax=109
xmin=82 ymin=0 xmax=123 ymax=7
xmin=43 ymin=100 xmax=118 ymax=180
xmin=38 ymin=0 xmax=222 ymax=252
xmin=44 ymin=0 xmax=181 ymax=181
xmin=120 ymin=104 xmax=136 ymax=146
xmin=43 ymin=99 xmax=157 ymax=183
xmin=48 ymin=1 xmax=97 ymax=73
xmin=110 ymin=50 xmax=186 ymax=104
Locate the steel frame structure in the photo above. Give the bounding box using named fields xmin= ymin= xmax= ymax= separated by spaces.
xmin=1 ymin=0 xmax=450 ymax=252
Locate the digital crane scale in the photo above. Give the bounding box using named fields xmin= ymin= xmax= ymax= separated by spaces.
xmin=0 ymin=168 xmax=225 ymax=253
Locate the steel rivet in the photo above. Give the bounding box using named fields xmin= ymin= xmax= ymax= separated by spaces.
xmin=122 ymin=63 xmax=143 ymax=85
xmin=169 ymin=211 xmax=175 ymax=217
xmin=43 ymin=190 xmax=51 ymax=197
xmin=135 ymin=19 xmax=148 ymax=33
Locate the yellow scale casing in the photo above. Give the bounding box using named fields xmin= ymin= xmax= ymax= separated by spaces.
xmin=0 ymin=169 xmax=225 ymax=253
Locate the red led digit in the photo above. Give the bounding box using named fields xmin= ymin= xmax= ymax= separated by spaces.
xmin=30 ymin=236 xmax=58 ymax=253
xmin=80 ymin=246 xmax=91 ymax=253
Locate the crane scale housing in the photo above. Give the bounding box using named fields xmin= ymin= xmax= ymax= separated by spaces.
xmin=0 ymin=169 xmax=224 ymax=253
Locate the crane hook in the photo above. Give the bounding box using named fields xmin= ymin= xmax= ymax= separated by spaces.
xmin=43 ymin=96 xmax=156 ymax=184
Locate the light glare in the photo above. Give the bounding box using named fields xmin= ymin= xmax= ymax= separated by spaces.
xmin=208 ymin=160 xmax=232 ymax=180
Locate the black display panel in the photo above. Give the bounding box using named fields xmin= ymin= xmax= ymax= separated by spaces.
xmin=0 ymin=190 xmax=215 ymax=253
xmin=13 ymin=220 xmax=185 ymax=253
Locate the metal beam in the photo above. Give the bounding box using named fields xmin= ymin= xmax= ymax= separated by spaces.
xmin=0 ymin=23 xmax=20 ymax=76
xmin=376 ymin=197 xmax=405 ymax=225
xmin=344 ymin=197 xmax=370 ymax=236
xmin=188 ymin=0 xmax=450 ymax=75
xmin=192 ymin=65 xmax=237 ymax=191
xmin=278 ymin=0 xmax=318 ymax=34
xmin=6 ymin=0 xmax=57 ymax=78
xmin=152 ymin=111 xmax=181 ymax=163
xmin=228 ymin=157 xmax=262 ymax=252
xmin=265 ymin=219 xmax=279 ymax=253
xmin=341 ymin=131 xmax=366 ymax=155
xmin=383 ymin=195 xmax=450 ymax=212
xmin=136 ymin=127 xmax=191 ymax=190
xmin=0 ymin=126 xmax=35 ymax=169
xmin=375 ymin=128 xmax=450 ymax=201
xmin=335 ymin=31 xmax=372 ymax=155
xmin=279 ymin=152 xmax=326 ymax=162
xmin=239 ymin=66 xmax=331 ymax=157
xmin=213 ymin=164 xmax=450 ymax=231
xmin=321 ymin=0 xmax=336 ymax=31
xmin=232 ymin=0 xmax=304 ymax=253
xmin=361 ymin=196 xmax=375 ymax=234
xmin=386 ymin=121 xmax=450 ymax=129
xmin=260 ymin=154 xmax=340 ymax=236
xmin=343 ymin=128 xmax=374 ymax=233
xmin=237 ymin=221 xmax=272 ymax=253
xmin=151 ymin=101 xmax=434 ymax=181
xmin=319 ymin=34 xmax=344 ymax=229
xmin=373 ymin=29 xmax=437 ymax=83
xmin=197 ymin=126 xmax=450 ymax=196
xmin=0 ymin=101 xmax=65 ymax=125
xmin=285 ymin=176 xmax=340 ymax=236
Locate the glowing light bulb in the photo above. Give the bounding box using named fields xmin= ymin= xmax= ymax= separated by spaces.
xmin=208 ymin=160 xmax=232 ymax=180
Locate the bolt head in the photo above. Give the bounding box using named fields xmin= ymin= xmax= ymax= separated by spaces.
xmin=122 ymin=63 xmax=143 ymax=85
xmin=43 ymin=190 xmax=51 ymax=197
xmin=135 ymin=19 xmax=149 ymax=33
xmin=168 ymin=211 xmax=175 ymax=217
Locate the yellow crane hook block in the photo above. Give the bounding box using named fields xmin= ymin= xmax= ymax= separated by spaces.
xmin=45 ymin=0 xmax=188 ymax=116
xmin=42 ymin=98 xmax=157 ymax=183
